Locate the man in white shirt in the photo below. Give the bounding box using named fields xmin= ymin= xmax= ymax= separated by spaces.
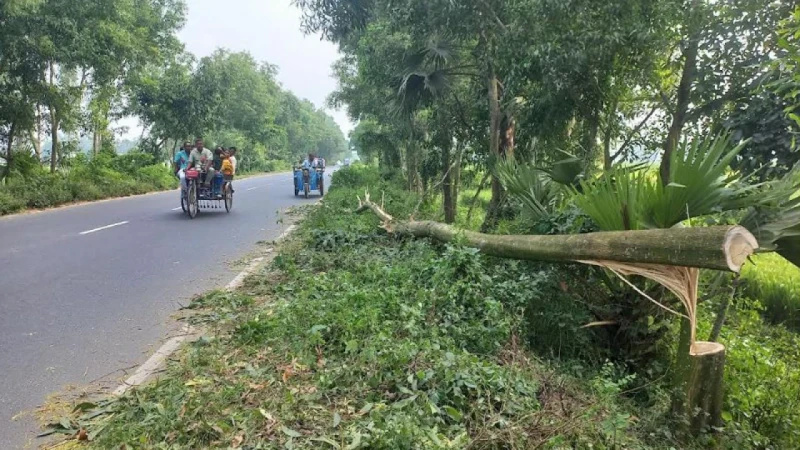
xmin=187 ymin=138 xmax=215 ymax=186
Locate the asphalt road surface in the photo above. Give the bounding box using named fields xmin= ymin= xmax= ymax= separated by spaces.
xmin=0 ymin=170 xmax=332 ymax=448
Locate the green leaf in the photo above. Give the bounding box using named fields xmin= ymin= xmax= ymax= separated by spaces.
xmin=444 ymin=405 xmax=463 ymax=422
xmin=345 ymin=432 xmax=362 ymax=450
xmin=72 ymin=402 xmax=97 ymax=412
xmin=358 ymin=402 xmax=374 ymax=415
xmin=311 ymin=436 xmax=340 ymax=448
xmin=722 ymin=411 xmax=733 ymax=422
xmin=333 ymin=412 xmax=341 ymax=428
xmin=281 ymin=426 xmax=302 ymax=438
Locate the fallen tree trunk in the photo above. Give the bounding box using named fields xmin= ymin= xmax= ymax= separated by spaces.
xmin=357 ymin=193 xmax=755 ymax=436
xmin=356 ymin=195 xmax=757 ymax=273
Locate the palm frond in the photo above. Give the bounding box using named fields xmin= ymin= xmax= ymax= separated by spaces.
xmin=573 ymin=165 xmax=653 ymax=231
xmin=739 ymin=165 xmax=800 ymax=267
xmin=647 ymin=133 xmax=749 ymax=228
xmin=495 ymin=156 xmax=562 ymax=222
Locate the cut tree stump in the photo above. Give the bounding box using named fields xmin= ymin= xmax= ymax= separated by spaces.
xmin=678 ymin=341 xmax=726 ymax=434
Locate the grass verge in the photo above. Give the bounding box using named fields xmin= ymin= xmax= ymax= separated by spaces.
xmin=55 ymin=167 xmax=647 ymax=449
xmin=47 ymin=166 xmax=800 ymax=449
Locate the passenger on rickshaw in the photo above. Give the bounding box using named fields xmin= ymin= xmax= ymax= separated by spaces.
xmin=174 ymin=141 xmax=191 ymax=192
xmin=228 ymin=147 xmax=238 ymax=175
xmin=187 ymin=138 xmax=215 ymax=187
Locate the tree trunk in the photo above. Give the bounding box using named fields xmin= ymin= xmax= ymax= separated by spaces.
xmin=355 ymin=198 xmax=757 ymax=272
xmin=3 ymin=121 xmax=16 ymax=180
xmin=49 ymin=111 xmax=59 ymax=173
xmin=92 ymin=126 xmax=101 ymax=156
xmin=452 ymin=140 xmax=463 ymax=220
xmin=31 ymin=104 xmax=43 ymax=161
xmin=603 ymin=98 xmax=618 ymax=171
xmin=48 ymin=62 xmax=58 ymax=173
xmin=582 ymin=110 xmax=600 ymax=160
xmin=442 ymin=142 xmax=455 ymax=224
xmin=661 ymin=0 xmax=701 ymax=186
xmin=675 ymin=342 xmax=726 ymax=434
xmin=484 ymin=69 xmax=505 ymax=231
xmin=406 ymin=139 xmax=421 ymax=194
xmin=500 ymin=113 xmax=515 ymax=159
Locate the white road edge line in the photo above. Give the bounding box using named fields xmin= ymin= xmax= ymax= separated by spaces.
xmin=246 ymin=187 xmax=259 ymax=191
xmin=225 ymin=256 xmax=266 ymax=291
xmin=79 ymin=221 xmax=129 ymax=235
xmin=111 ymin=223 xmax=299 ymax=397
xmin=112 ymin=323 xmax=194 ymax=396
xmin=171 ymin=207 xmax=182 ymax=211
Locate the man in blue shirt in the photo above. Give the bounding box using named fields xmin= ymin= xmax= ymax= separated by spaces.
xmin=174 ymin=142 xmax=191 ymax=194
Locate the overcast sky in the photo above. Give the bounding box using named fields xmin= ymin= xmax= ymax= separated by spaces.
xmin=121 ymin=0 xmax=352 ymax=139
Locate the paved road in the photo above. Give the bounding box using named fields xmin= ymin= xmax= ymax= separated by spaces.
xmin=0 ymin=170 xmax=331 ymax=448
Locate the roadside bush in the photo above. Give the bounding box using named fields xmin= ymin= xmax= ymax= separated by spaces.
xmin=0 ymin=190 xmax=25 ymax=215
xmin=8 ymin=173 xmax=74 ymax=209
xmin=134 ymin=164 xmax=175 ymax=190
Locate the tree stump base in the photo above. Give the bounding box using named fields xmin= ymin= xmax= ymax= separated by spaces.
xmin=682 ymin=341 xmax=726 ymax=434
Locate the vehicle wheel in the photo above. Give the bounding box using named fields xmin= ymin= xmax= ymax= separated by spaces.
xmin=319 ymin=178 xmax=324 ymax=196
xmin=187 ymin=182 xmax=199 ymax=219
xmin=224 ymin=183 xmax=233 ymax=212
xmin=304 ymin=183 xmax=309 ymax=199
xmin=180 ymin=193 xmax=187 ymax=212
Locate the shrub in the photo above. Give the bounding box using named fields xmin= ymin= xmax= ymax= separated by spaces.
xmin=134 ymin=165 xmax=177 ymax=190
xmin=0 ymin=189 xmax=25 ymax=215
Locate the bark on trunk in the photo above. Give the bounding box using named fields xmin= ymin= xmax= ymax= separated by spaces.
xmin=355 ymin=197 xmax=758 ymax=272
xmin=49 ymin=111 xmax=59 ymax=173
xmin=442 ymin=143 xmax=455 ymax=224
xmin=92 ymin=126 xmax=101 ymax=156
xmin=484 ymin=69 xmax=504 ymax=231
xmin=603 ymin=98 xmax=618 ymax=171
xmin=3 ymin=121 xmax=16 ymax=180
xmin=406 ymin=139 xmax=421 ymax=194
xmin=582 ymin=110 xmax=600 ymax=160
xmin=31 ymin=104 xmax=43 ymax=160
xmin=48 ymin=62 xmax=58 ymax=173
xmin=677 ymin=342 xmax=726 ymax=434
xmin=661 ymin=0 xmax=701 ymax=186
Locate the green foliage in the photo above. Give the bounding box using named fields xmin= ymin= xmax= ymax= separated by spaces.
xmin=495 ymin=157 xmax=563 ymax=222
xmin=80 ymin=166 xmax=652 ymax=449
xmin=573 ymin=133 xmax=751 ymax=231
xmin=0 ymin=151 xmax=178 ymax=214
xmin=741 ymin=253 xmax=800 ymax=329
xmin=696 ymin=291 xmax=800 ymax=448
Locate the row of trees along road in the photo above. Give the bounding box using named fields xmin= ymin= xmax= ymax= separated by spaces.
xmin=0 ymin=0 xmax=348 ymax=181
xmin=297 ymin=0 xmax=800 ymax=435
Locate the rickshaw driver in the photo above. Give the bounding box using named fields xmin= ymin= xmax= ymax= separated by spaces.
xmin=187 ymin=138 xmax=215 ymax=187
xmin=301 ymin=153 xmax=316 ymax=169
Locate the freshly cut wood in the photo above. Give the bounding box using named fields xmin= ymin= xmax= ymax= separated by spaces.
xmin=356 ymin=194 xmax=758 ymax=272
